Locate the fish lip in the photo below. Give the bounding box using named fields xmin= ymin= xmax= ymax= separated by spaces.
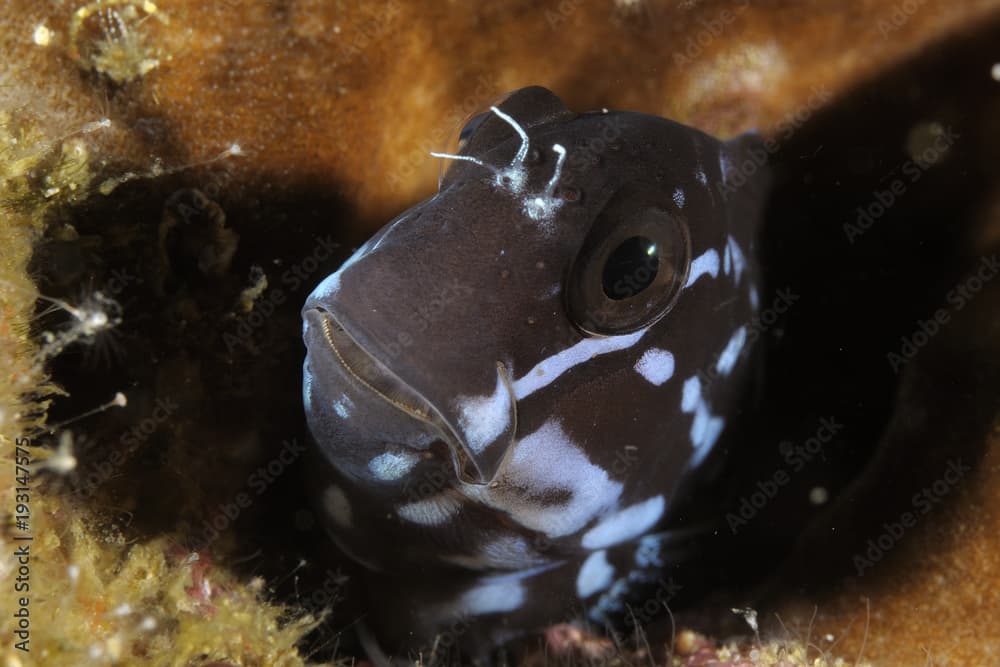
xmin=303 ymin=306 xmax=494 ymax=485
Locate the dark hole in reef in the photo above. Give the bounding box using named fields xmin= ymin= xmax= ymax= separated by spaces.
xmin=637 ymin=12 xmax=1000 ymax=646
xmin=29 ymin=166 xmax=373 ymax=659
xmin=601 ymin=235 xmax=659 ymax=300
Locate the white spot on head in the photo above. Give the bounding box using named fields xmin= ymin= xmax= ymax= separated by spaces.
xmin=324 ymin=486 xmax=352 ymax=528
xmin=719 ymin=152 xmax=734 ymax=183
xmin=581 ymin=495 xmax=666 ymax=549
xmin=333 ymin=394 xmax=354 ymax=419
xmin=444 ymin=535 xmax=549 ymax=569
xmin=635 ymin=348 xmax=675 ymax=386
xmin=695 ymin=169 xmax=708 ymax=185
xmin=635 ymin=534 xmax=665 ymax=568
xmin=456 ymin=368 xmax=512 ymax=454
xmin=577 ymin=550 xmax=615 ymax=598
xmin=684 ymin=249 xmax=720 ymax=288
xmin=457 ymin=574 xmax=526 ymax=615
xmin=680 ymin=375 xmax=726 ymax=464
xmin=715 ymin=327 xmax=747 ymax=376
xmin=672 ymin=187 xmax=685 ymax=209
xmin=726 ymin=236 xmax=747 ymax=285
xmin=490 ymin=105 xmax=530 ymax=169
xmin=689 ymin=410 xmax=724 ymax=465
xmin=302 ymin=369 xmax=313 ymax=404
xmin=461 ymin=420 xmax=622 ymax=538
xmin=681 ymin=376 xmax=701 ymax=412
xmin=368 ymin=449 xmax=420 ymax=481
xmin=397 ymin=493 xmax=462 ymax=525
xmin=514 ymin=329 xmax=646 ymax=400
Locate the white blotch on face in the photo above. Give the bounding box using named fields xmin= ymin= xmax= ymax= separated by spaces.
xmin=680 ymin=376 xmax=726 ymax=467
xmin=726 ymin=236 xmax=747 ymax=285
xmin=333 ymin=394 xmax=354 ymax=419
xmin=396 ymin=492 xmax=462 ymax=526
xmin=367 ymin=449 xmax=420 ymax=481
xmin=684 ymin=249 xmax=720 ymax=288
xmin=672 ymin=187 xmax=685 ymax=209
xmin=695 ymin=168 xmax=708 ymax=185
xmin=444 ymin=535 xmax=549 ymax=570
xmin=577 ymin=550 xmax=615 ymax=598
xmin=324 ymin=486 xmax=352 ymax=528
xmin=635 ymin=348 xmax=675 ymax=386
xmin=514 ymin=330 xmax=646 ymax=400
xmin=681 ymin=376 xmax=702 ymax=412
xmin=302 ymin=369 xmax=313 ymax=404
xmin=456 ymin=369 xmax=512 ymax=454
xmin=719 ymin=152 xmax=734 ymax=183
xmin=715 ymin=327 xmax=747 ymax=376
xmin=459 ymin=577 xmax=526 ymax=615
xmin=461 ymin=420 xmax=622 ymax=538
xmin=635 ymin=534 xmax=665 ymax=568
xmin=581 ymin=495 xmax=665 ymax=549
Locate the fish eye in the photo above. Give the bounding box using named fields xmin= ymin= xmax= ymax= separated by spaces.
xmin=602 ymin=236 xmax=660 ymax=300
xmin=567 ymin=194 xmax=690 ymax=336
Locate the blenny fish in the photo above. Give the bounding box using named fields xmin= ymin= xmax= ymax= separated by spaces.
xmin=301 ymin=87 xmax=769 ymax=655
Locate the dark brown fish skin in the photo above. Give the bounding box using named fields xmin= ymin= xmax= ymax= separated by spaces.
xmin=301 ymin=87 xmax=769 ymax=656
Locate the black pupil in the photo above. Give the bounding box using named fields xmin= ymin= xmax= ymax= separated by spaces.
xmin=602 ymin=236 xmax=660 ymax=300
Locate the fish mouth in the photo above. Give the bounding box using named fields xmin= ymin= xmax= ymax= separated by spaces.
xmin=305 ymin=307 xmax=505 ymax=485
